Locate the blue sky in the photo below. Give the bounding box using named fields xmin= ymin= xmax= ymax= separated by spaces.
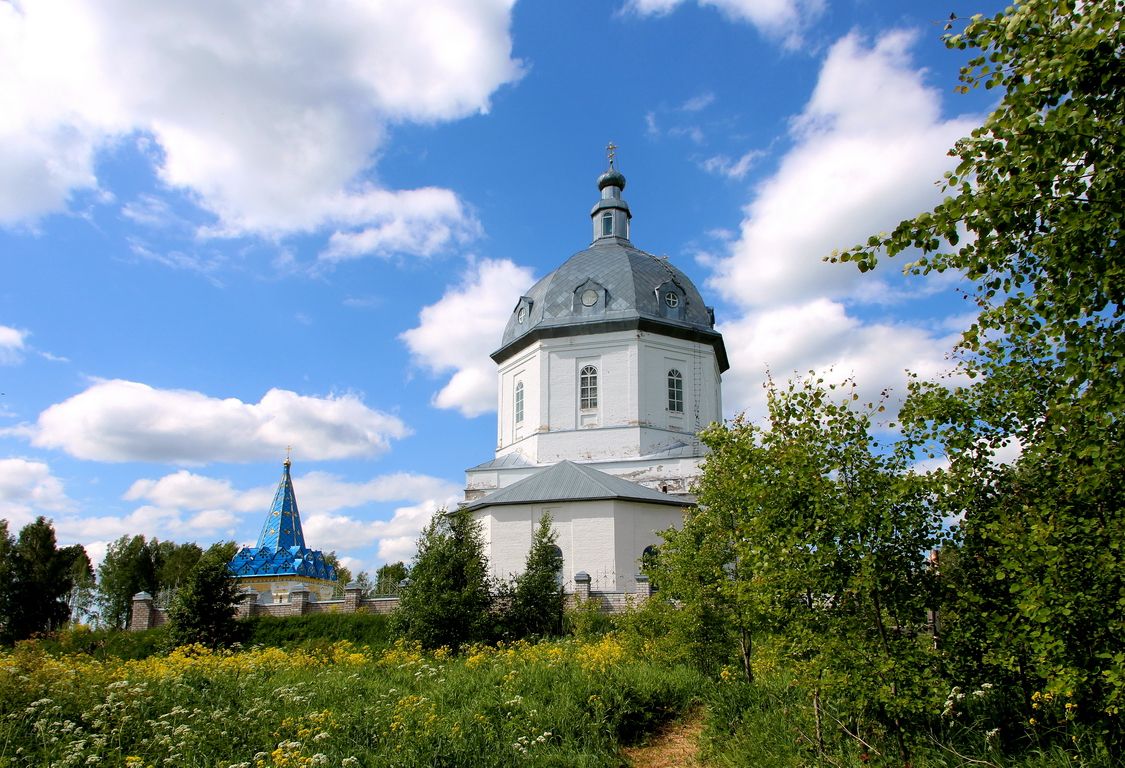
xmin=0 ymin=0 xmax=1001 ymax=576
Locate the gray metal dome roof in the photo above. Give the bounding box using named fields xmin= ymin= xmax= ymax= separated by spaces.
xmin=493 ymin=240 xmax=729 ymax=371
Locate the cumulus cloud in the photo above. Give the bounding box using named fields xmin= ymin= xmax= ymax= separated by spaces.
xmin=626 ymin=0 xmax=824 ymax=46
xmin=400 ymin=259 xmax=536 ymax=417
xmin=57 ymin=467 xmax=458 ymax=568
xmin=0 ymin=458 xmax=73 ymax=528
xmin=0 ymin=0 xmax=520 ymax=254
xmin=0 ymin=325 xmax=27 ymax=365
xmin=319 ymin=188 xmax=482 ymax=262
xmin=303 ymin=498 xmax=454 ymax=566
xmin=708 ymin=31 xmax=979 ymax=310
xmin=11 ymin=380 xmax=410 ymax=464
xmin=295 ymin=471 xmax=460 ymax=515
xmin=719 ymin=300 xmax=963 ymax=420
xmin=182 ymin=468 xmax=459 ymax=566
xmin=707 ymin=30 xmax=980 ymax=419
xmin=55 ymin=504 xmax=238 ymax=545
xmin=123 ymin=470 xmax=267 ymax=513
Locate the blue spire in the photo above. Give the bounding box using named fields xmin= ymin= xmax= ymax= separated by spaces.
xmin=256 ymin=457 xmax=306 ymax=550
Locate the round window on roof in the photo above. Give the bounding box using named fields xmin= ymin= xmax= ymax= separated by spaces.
xmin=517 ymin=307 xmax=527 ymax=323
xmin=664 ymin=291 xmax=680 ymax=308
xmin=581 ymin=289 xmax=599 ymax=307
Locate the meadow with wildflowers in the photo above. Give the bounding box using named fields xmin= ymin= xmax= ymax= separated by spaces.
xmin=0 ymin=635 xmax=701 ymax=767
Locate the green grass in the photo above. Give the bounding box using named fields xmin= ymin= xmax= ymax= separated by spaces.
xmin=0 ymin=636 xmax=705 ymax=768
xmin=11 ymin=619 xmax=1114 ymax=767
xmin=699 ymin=668 xmax=1116 ymax=768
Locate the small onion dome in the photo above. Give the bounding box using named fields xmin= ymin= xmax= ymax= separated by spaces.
xmin=597 ymin=167 xmax=626 ymax=191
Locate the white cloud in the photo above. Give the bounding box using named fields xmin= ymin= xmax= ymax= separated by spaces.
xmin=53 ymin=504 xmax=233 ymax=545
xmin=681 ymin=92 xmax=715 ymax=112
xmin=400 ymin=259 xmax=536 ymax=417
xmin=83 ymin=540 xmax=110 ymax=571
xmin=0 ymin=457 xmax=73 ymax=528
xmin=626 ymin=0 xmax=824 ymax=46
xmin=708 ymin=31 xmax=979 ymax=310
xmin=707 ymin=30 xmax=980 ymax=419
xmin=57 ymin=467 xmax=458 ymax=567
xmin=11 ymin=379 xmax=409 ymax=463
xmin=719 ymin=299 xmax=963 ymax=421
xmin=0 ymin=326 xmax=28 ymax=365
xmin=319 ymin=188 xmax=482 ymax=261
xmin=303 ymin=498 xmax=452 ymax=565
xmin=701 ymin=149 xmax=763 ymax=180
xmin=295 ymin=471 xmax=459 ymax=515
xmin=124 ymin=470 xmax=266 ymax=512
xmin=0 ymin=0 xmax=520 ymax=253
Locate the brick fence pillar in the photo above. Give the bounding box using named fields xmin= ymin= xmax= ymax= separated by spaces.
xmin=574 ymin=572 xmax=591 ymax=602
xmin=344 ymin=582 xmax=362 ymax=613
xmin=129 ymin=592 xmax=155 ymax=631
xmin=237 ymin=589 xmax=258 ymax=619
xmin=634 ymin=574 xmax=652 ymax=602
xmin=289 ymin=587 xmax=310 ymax=616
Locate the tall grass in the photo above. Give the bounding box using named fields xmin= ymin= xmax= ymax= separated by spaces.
xmin=699 ymin=662 xmax=1114 ymax=768
xmin=0 ymin=635 xmax=704 ymax=767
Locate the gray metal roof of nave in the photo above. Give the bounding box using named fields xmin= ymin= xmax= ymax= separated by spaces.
xmin=462 ymin=460 xmax=695 ymax=511
xmin=492 ymin=164 xmax=729 ymax=371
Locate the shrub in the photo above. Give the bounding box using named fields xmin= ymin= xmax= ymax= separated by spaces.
xmin=243 ymin=611 xmax=392 ymax=649
xmin=393 ymin=507 xmax=492 ymax=650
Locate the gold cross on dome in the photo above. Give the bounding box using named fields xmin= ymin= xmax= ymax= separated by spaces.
xmin=606 ymin=141 xmax=617 ymax=167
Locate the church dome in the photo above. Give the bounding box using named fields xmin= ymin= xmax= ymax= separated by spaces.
xmin=493 ymin=163 xmax=728 ymax=372
xmin=597 ymin=167 xmax=626 ymax=191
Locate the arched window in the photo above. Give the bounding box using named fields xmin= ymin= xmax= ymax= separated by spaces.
xmin=601 ymin=211 xmax=613 ymax=237
xmin=514 ymin=381 xmax=524 ymax=423
xmin=580 ymin=365 xmax=598 ymax=409
xmin=667 ymin=369 xmax=684 ymax=412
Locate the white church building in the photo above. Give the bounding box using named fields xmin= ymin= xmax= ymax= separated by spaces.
xmin=463 ymin=157 xmax=729 ymax=594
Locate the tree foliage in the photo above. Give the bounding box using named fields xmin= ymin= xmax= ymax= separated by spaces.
xmin=0 ymin=517 xmax=89 ymax=642
xmin=374 ymin=562 xmax=409 ymax=596
xmin=322 ymin=551 xmax=351 ymax=598
xmin=835 ymin=0 xmax=1122 ymax=754
xmin=165 ymin=545 xmax=240 ymax=649
xmin=655 ymin=378 xmax=945 ymax=761
xmin=153 ymin=541 xmax=202 ymax=606
xmin=503 ymin=513 xmax=564 ymax=639
xmin=62 ymin=545 xmax=95 ymax=627
xmin=393 ymin=508 xmax=492 ymax=650
xmin=0 ymin=522 xmax=13 ymax=642
xmin=96 ymin=535 xmax=161 ymax=629
xmin=95 ymin=536 xmax=232 ymax=629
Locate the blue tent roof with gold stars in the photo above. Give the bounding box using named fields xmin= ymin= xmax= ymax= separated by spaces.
xmin=228 ymin=458 xmax=337 ymax=582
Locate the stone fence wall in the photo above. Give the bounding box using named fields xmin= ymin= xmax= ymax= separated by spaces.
xmin=128 ymin=572 xmax=654 ymax=632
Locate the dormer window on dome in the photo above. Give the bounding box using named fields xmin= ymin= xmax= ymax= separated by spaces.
xmin=574 ymin=279 xmax=606 ymax=315
xmin=513 ymin=296 xmax=533 ymax=326
xmin=655 ymin=280 xmax=687 ymax=321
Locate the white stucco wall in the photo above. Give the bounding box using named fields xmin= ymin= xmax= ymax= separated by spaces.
xmin=494 ymin=330 xmax=720 ymax=465
xmin=474 ymin=499 xmax=687 ymax=593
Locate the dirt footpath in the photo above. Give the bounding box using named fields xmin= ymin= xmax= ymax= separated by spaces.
xmin=622 ymin=710 xmax=706 ymax=768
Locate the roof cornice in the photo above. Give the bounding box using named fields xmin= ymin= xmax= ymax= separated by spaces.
xmin=492 ymin=315 xmax=730 ymax=373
